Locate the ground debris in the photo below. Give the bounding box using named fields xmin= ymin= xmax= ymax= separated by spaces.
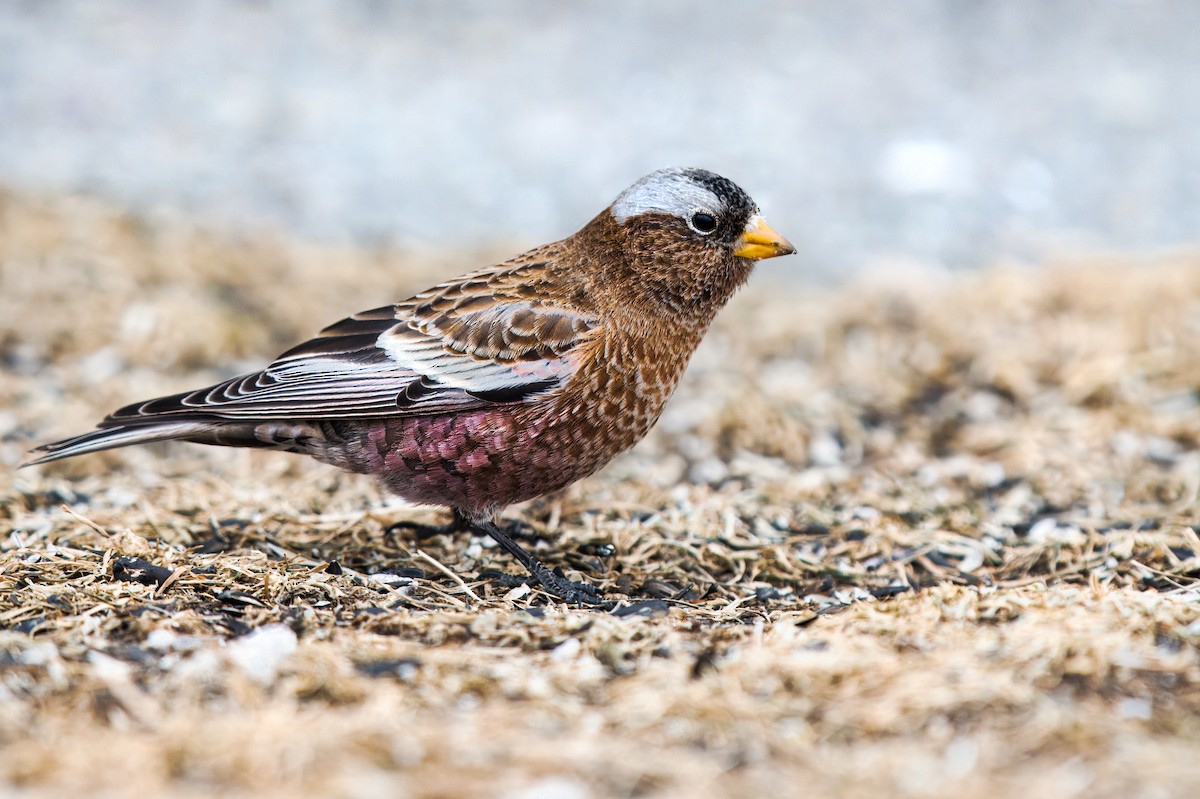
xmin=1 ymin=194 xmax=1199 ymax=797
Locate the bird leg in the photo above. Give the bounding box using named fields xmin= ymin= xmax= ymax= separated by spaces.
xmin=494 ymin=517 xmax=542 ymax=542
xmin=387 ymin=509 xmax=604 ymax=605
xmin=387 ymin=510 xmax=541 ymax=542
xmin=471 ymin=517 xmax=605 ymax=605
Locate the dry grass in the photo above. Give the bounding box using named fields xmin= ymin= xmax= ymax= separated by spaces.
xmin=1 ymin=189 xmax=1199 ymax=798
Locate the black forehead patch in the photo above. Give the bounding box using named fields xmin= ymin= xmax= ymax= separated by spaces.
xmin=678 ymin=168 xmax=756 ymax=215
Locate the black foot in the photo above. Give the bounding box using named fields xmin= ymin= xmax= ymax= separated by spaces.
xmin=387 ymin=509 xmax=470 ymax=541
xmin=472 ymin=518 xmax=606 ymax=606
xmin=482 ymin=569 xmax=606 ymax=605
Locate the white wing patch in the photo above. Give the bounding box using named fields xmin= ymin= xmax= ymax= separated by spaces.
xmin=378 ymin=325 xmax=580 ymax=396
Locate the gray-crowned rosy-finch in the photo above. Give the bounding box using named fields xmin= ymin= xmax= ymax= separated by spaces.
xmin=28 ymin=168 xmax=794 ymax=603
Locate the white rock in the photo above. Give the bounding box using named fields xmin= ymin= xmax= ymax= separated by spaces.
xmin=550 ymin=637 xmax=582 ymax=662
xmin=225 ymin=624 xmax=298 ymax=685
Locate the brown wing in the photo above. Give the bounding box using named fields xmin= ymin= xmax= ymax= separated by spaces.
xmin=102 ymin=257 xmax=600 ymax=424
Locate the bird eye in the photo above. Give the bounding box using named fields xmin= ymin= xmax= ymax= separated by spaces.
xmin=689 ymin=212 xmax=718 ymax=234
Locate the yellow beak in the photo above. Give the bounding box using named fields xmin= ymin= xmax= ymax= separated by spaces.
xmin=733 ymin=215 xmax=796 ymax=260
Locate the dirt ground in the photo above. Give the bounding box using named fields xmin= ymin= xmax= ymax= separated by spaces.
xmin=1 ymin=190 xmax=1198 ymax=799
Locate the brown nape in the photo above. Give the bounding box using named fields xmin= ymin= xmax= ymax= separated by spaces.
xmin=573 ymin=210 xmax=756 ymax=330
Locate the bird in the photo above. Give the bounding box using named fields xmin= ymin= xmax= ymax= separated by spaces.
xmin=26 ymin=167 xmax=795 ymax=603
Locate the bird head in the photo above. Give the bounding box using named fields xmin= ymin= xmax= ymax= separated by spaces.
xmin=580 ymin=168 xmax=794 ymax=321
xmin=609 ymin=167 xmax=795 ymax=264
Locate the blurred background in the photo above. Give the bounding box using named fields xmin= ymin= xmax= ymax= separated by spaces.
xmin=0 ymin=0 xmax=1197 ymax=279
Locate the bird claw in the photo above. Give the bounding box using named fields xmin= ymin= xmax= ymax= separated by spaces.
xmin=480 ymin=569 xmax=606 ymax=606
xmin=387 ymin=509 xmax=470 ymax=541
xmin=386 ymin=519 xmax=458 ymax=541
xmin=556 ymin=580 xmax=607 ymax=606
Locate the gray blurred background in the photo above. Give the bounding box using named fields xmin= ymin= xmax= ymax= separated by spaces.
xmin=1 ymin=0 xmax=1196 ymax=278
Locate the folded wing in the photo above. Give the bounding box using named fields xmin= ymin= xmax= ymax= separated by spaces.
xmin=101 ymin=273 xmax=599 ymax=425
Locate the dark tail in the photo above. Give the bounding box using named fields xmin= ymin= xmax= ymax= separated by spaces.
xmin=23 ymin=422 xmax=214 ymax=466
xmin=23 ymin=420 xmax=322 ymax=467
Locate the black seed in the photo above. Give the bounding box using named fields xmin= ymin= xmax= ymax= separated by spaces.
xmin=112 ymin=557 xmax=174 ymax=587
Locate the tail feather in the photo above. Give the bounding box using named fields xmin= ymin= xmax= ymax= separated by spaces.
xmin=24 ymin=419 xmax=325 ymax=467
xmin=22 ymin=422 xmax=212 ymax=467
